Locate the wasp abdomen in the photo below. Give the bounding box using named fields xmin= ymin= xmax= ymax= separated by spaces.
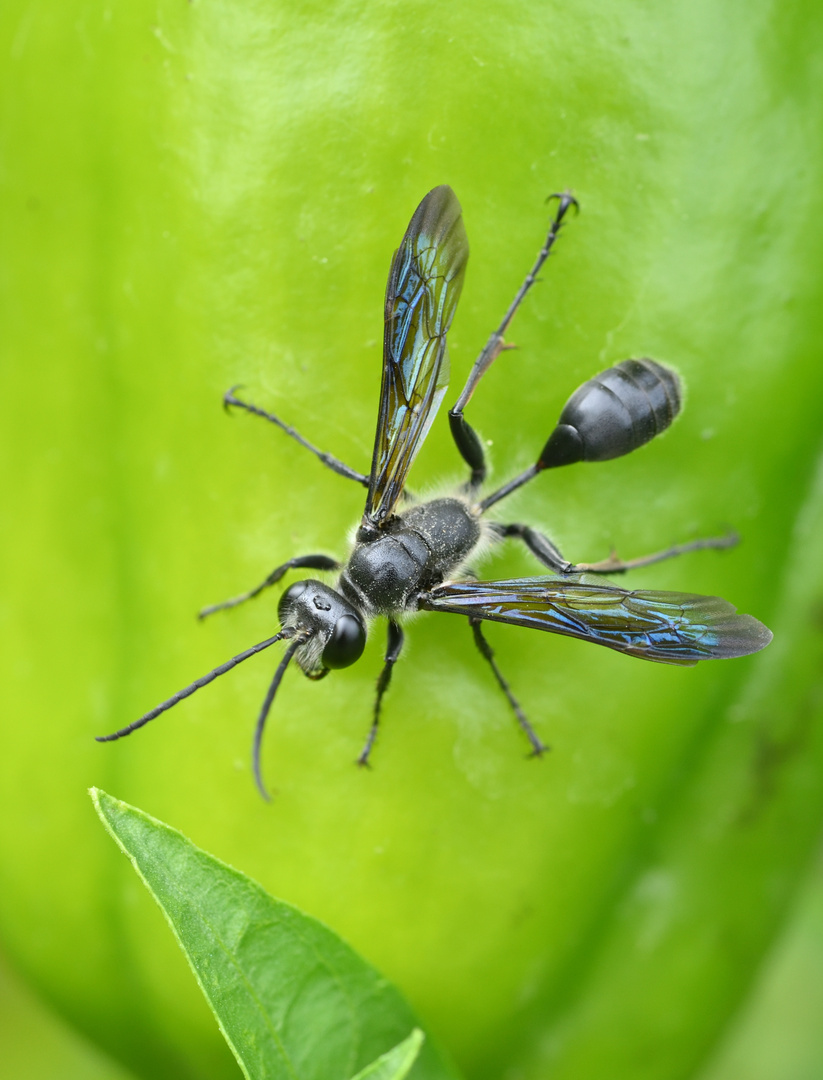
xmin=537 ymin=358 xmax=681 ymax=469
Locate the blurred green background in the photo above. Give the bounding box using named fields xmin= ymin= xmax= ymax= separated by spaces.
xmin=2 ymin=2 xmax=823 ymax=1079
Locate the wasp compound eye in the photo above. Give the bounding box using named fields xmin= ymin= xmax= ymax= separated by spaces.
xmin=278 ymin=580 xmax=309 ymax=621
xmin=322 ymin=614 xmax=366 ymax=669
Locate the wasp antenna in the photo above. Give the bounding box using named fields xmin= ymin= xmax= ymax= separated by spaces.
xmin=95 ymin=629 xmax=296 ymax=743
xmin=252 ymin=631 xmax=312 ymax=801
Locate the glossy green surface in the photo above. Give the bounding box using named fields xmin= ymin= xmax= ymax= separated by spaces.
xmin=700 ymin=851 xmax=823 ymax=1080
xmin=2 ymin=2 xmax=823 ymax=1079
xmin=0 ymin=950 xmax=138 ymax=1080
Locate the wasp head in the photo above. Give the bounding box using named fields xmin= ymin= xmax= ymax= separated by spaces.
xmin=278 ymin=579 xmax=367 ymax=677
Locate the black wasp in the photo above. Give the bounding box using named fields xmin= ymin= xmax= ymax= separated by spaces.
xmin=99 ymin=186 xmax=772 ymax=798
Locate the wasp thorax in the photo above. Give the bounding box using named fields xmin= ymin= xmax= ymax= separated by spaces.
xmin=538 ymin=358 xmax=682 ymax=469
xmin=278 ymin=579 xmax=366 ymax=671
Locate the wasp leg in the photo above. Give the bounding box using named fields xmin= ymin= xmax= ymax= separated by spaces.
xmin=224 ymin=387 xmax=369 ymax=487
xmin=448 ymin=193 xmax=579 ymax=491
xmin=358 ymin=620 xmax=404 ymax=768
xmin=470 ymin=619 xmax=547 ymax=757
xmin=496 ymin=522 xmax=738 ymax=576
xmin=490 ymin=523 xmax=572 ymax=573
xmin=198 ymin=554 xmax=341 ymax=619
xmin=572 ymin=531 xmax=739 ymax=574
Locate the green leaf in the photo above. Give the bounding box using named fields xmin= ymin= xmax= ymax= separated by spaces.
xmin=90 ymin=790 xmax=456 ymax=1080
xmin=349 ymin=1029 xmax=424 ymax=1080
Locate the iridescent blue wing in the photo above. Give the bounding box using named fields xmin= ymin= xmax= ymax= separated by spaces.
xmin=363 ymin=186 xmax=469 ymax=528
xmin=419 ymin=576 xmax=772 ymax=664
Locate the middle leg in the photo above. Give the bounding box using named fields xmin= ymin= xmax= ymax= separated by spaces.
xmin=199 ymin=553 xmax=341 ymax=619
xmin=470 ymin=618 xmax=547 ymax=756
xmin=225 ymin=387 xmax=369 ymax=487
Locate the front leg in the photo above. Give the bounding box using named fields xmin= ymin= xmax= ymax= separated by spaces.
xmin=198 ymin=554 xmax=341 ymax=619
xmin=357 ymin=620 xmax=404 ymax=768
